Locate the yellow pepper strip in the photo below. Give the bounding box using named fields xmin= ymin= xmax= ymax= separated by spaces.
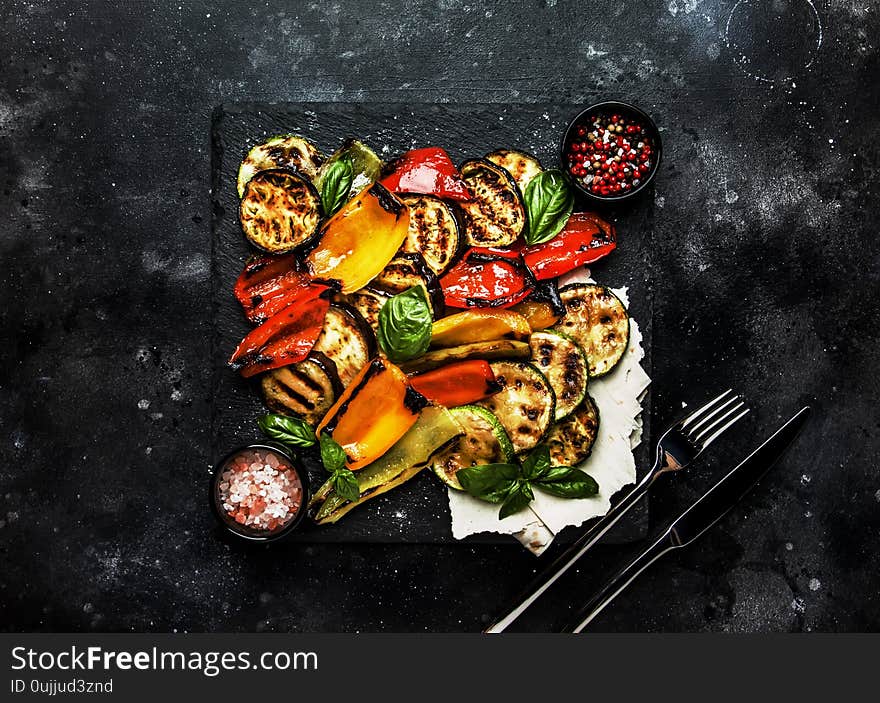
xmin=430 ymin=309 xmax=531 ymax=348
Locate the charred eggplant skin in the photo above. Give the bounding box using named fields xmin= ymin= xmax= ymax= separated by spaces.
xmin=484 ymin=149 xmax=544 ymax=194
xmin=398 ymin=194 xmax=463 ymax=276
xmin=239 ymin=169 xmax=322 ymax=254
xmin=373 ymin=252 xmax=446 ymax=319
xmin=237 ymin=134 xmax=323 ymax=198
xmin=458 ymin=158 xmax=527 ymax=247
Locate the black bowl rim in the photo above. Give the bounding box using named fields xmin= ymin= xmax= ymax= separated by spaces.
xmin=209 ymin=442 xmax=309 ymax=543
xmin=560 ymin=100 xmax=662 ymax=203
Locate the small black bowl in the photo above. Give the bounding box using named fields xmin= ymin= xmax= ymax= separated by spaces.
xmin=560 ymin=100 xmax=662 ymax=204
xmin=209 ymin=443 xmax=309 ymax=543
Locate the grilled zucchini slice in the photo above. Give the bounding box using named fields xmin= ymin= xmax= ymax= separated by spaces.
xmin=485 ymin=149 xmax=544 ymax=194
xmin=458 ymin=158 xmax=527 ymax=247
xmin=259 ymin=352 xmax=342 ymax=426
xmin=553 ymin=283 xmax=630 ymax=378
xmin=239 ymin=169 xmax=322 ymax=253
xmin=372 ymin=252 xmax=445 ymax=318
xmin=432 ymin=405 xmax=515 ymax=490
xmin=546 ymin=395 xmax=600 ymax=467
xmin=237 ymin=135 xmax=323 ymax=197
xmin=529 ymin=330 xmax=589 ymax=420
xmin=335 ymin=286 xmax=390 ymax=335
xmin=399 ymin=339 xmax=530 ymax=374
xmin=398 ymin=194 xmax=462 ymax=276
xmin=476 ymin=361 xmax=555 ymax=455
xmin=312 ymin=304 xmax=376 ymax=386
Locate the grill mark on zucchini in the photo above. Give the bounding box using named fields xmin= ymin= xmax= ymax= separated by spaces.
xmin=459 ymin=159 xmax=527 ymax=247
xmin=529 ymin=330 xmax=589 ymax=420
xmin=476 ymin=361 xmax=555 ymax=454
xmin=546 ymin=395 xmax=600 ymax=467
xmin=554 ymin=283 xmax=630 ymax=378
xmin=432 ymin=406 xmax=513 ymax=490
xmin=399 ymin=195 xmax=461 ymax=276
xmin=239 ymin=169 xmax=322 ymax=253
xmin=484 ymin=149 xmax=544 ymax=193
xmin=236 ymin=134 xmax=323 ymax=198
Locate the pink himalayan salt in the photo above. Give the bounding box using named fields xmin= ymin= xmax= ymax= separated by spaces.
xmin=218 ymin=449 xmax=302 ymax=533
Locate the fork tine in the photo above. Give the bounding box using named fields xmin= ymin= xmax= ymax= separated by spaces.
xmin=696 ymin=407 xmax=750 ymax=449
xmin=687 ymin=394 xmax=742 ymax=437
xmin=680 ymin=389 xmax=733 ymax=430
xmin=693 ymin=400 xmax=747 ymax=444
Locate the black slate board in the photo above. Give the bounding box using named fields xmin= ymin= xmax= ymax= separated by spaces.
xmin=210 ymin=103 xmax=653 ymax=544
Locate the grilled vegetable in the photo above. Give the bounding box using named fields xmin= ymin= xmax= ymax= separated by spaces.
xmin=458 ymin=159 xmax=527 ymax=247
xmin=314 ymin=139 xmax=383 ymax=199
xmin=398 ymin=194 xmax=462 ymax=276
xmin=529 ymin=330 xmax=589 ymax=420
xmin=554 ymin=283 xmax=630 ymax=378
xmin=546 ymin=395 xmax=600 ymax=467
xmin=228 ymin=292 xmax=330 ymax=378
xmin=309 ymin=405 xmax=463 ymax=524
xmin=316 ymin=358 xmax=427 ymax=471
xmin=312 ymin=304 xmax=375 ymax=387
xmin=336 ymin=286 xmax=390 ymax=334
xmin=305 ymin=183 xmax=411 ymax=293
xmin=399 ymin=339 xmax=530 ymax=374
xmin=510 ymin=300 xmax=561 ymax=330
xmin=440 ymin=248 xmax=533 ymax=309
xmin=233 ymin=254 xmax=328 ymax=324
xmin=377 ymin=285 xmax=433 ymax=364
xmin=430 ymin=309 xmax=530 ymax=348
xmin=409 ymin=360 xmax=500 ymax=408
xmin=476 ymin=361 xmax=555 ymax=455
xmin=239 ymin=169 xmax=322 ymax=254
xmin=260 ymin=352 xmax=342 ymax=426
xmin=373 ymin=252 xmax=445 ymax=318
xmin=380 ymin=147 xmax=471 ymax=201
xmin=485 ymin=149 xmax=544 ymax=194
xmin=522 ymin=212 xmax=616 ymax=280
xmin=236 ymin=134 xmax=323 ymax=198
xmin=432 ymin=405 xmax=514 ymax=490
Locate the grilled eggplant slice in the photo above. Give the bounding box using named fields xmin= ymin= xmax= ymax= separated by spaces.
xmin=239 ymin=169 xmax=322 ymax=253
xmin=335 ymin=286 xmax=390 ymax=335
xmin=553 ymin=283 xmax=630 ymax=378
xmin=259 ymin=352 xmax=342 ymax=426
xmin=432 ymin=405 xmax=514 ymax=490
xmin=398 ymin=194 xmax=462 ymax=276
xmin=485 ymin=149 xmax=544 ymax=194
xmin=458 ymin=159 xmax=527 ymax=247
xmin=476 ymin=361 xmax=555 ymax=455
xmin=546 ymin=395 xmax=600 ymax=467
xmin=399 ymin=339 xmax=530 ymax=374
xmin=237 ymin=135 xmax=323 ymax=197
xmin=312 ymin=304 xmax=375 ymax=387
xmin=529 ymin=330 xmax=589 ymax=420
xmin=372 ymin=252 xmax=445 ymax=318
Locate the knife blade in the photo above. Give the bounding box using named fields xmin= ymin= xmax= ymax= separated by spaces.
xmin=564 ymin=405 xmax=811 ymax=632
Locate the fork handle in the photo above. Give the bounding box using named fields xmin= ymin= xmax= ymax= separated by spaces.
xmin=560 ymin=532 xmax=674 ymax=633
xmin=484 ymin=468 xmax=657 ymax=633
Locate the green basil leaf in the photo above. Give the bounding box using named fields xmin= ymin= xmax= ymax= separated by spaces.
xmin=499 ymin=480 xmax=534 ymax=520
xmin=457 ymin=463 xmax=520 ymax=503
xmin=331 ymin=467 xmax=360 ymax=503
xmin=377 ymin=285 xmax=433 ymax=363
xmin=534 ymin=466 xmax=599 ymax=498
xmin=257 ymin=413 xmax=316 ymax=448
xmin=319 ymin=434 xmax=348 ymax=474
xmin=523 ymin=169 xmax=575 ymax=245
xmin=320 ymin=155 xmax=353 ymax=217
xmin=521 ymin=444 xmax=551 ymax=480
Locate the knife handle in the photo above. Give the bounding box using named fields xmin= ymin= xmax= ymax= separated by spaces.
xmin=560 ymin=532 xmax=674 ymax=633
xmin=484 ymin=467 xmax=658 ymax=633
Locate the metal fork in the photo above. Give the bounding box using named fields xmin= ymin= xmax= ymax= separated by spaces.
xmin=484 ymin=389 xmax=750 ymax=633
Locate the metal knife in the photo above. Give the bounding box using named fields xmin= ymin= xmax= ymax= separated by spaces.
xmin=561 ymin=405 xmax=811 ymax=633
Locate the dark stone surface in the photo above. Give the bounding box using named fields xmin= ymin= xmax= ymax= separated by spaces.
xmin=0 ymin=0 xmax=877 ymax=632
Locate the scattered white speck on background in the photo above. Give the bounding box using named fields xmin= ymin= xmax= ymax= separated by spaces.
xmin=801 ymin=474 xmax=811 ymax=485
xmin=785 ymin=542 xmax=794 ymax=551
xmin=137 ymin=399 xmax=150 ymax=410
xmin=791 ymin=597 xmax=806 ymax=613
xmin=809 ymin=578 xmax=821 ymax=591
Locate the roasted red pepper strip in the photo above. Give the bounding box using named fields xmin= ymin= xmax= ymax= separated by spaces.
xmin=229 ymin=292 xmax=330 ymax=378
xmin=409 ymin=360 xmax=500 ymax=408
xmin=441 ymin=248 xmax=533 ymax=309
xmin=380 ymin=147 xmax=472 ymax=201
xmin=233 ymin=255 xmax=329 ymax=324
xmin=522 ymin=213 xmax=617 ymax=280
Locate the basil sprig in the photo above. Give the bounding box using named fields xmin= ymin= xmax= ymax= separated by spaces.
xmin=320 ymin=155 xmax=353 ymax=217
xmin=257 ymin=413 xmax=360 ymax=503
xmin=377 ymin=285 xmax=433 ymax=363
xmin=457 ymin=444 xmax=598 ymax=519
xmin=523 ymin=169 xmax=575 ymax=245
